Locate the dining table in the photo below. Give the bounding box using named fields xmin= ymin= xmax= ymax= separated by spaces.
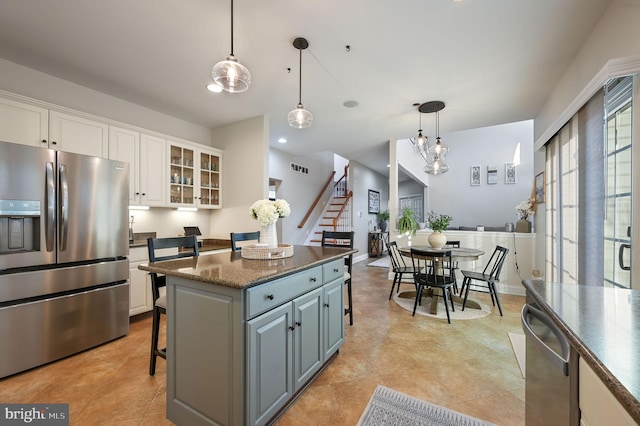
xmin=399 ymin=245 xmax=485 ymax=315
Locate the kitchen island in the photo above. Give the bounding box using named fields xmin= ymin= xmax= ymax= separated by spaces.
xmin=523 ymin=280 xmax=640 ymax=424
xmin=139 ymin=245 xmax=356 ymax=426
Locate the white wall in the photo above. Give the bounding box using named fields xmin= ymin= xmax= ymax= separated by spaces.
xmin=209 ymin=116 xmax=269 ymax=239
xmin=269 ymin=148 xmax=335 ymax=245
xmin=427 ymin=120 xmax=534 ymax=227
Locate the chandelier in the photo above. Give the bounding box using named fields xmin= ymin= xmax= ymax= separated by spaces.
xmin=211 ymin=0 xmax=251 ymax=93
xmin=410 ymin=101 xmax=449 ymax=175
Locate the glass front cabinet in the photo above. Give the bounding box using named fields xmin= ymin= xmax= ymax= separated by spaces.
xmin=167 ymin=140 xmax=222 ymax=209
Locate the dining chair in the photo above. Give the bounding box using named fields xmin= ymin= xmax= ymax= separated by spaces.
xmin=410 ymin=248 xmax=457 ymax=323
xmin=459 ymin=245 xmax=509 ymax=316
xmin=230 ymin=231 xmax=260 ymax=251
xmin=386 ymin=241 xmax=418 ymax=299
xmin=146 ymin=235 xmax=199 ymax=376
xmin=444 ymin=240 xmax=460 ymax=292
xmin=321 ymin=230 xmax=355 ymax=326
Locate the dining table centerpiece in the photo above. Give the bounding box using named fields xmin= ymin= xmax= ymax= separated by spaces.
xmin=515 ymin=196 xmax=536 ymax=233
xmin=426 ymin=210 xmax=453 ymax=248
xmin=249 ymin=198 xmax=291 ymax=247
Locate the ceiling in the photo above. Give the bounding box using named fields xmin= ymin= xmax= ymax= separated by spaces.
xmin=0 ymin=0 xmax=612 ymax=176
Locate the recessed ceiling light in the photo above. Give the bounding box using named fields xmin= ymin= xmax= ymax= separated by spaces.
xmin=278 ymin=137 xmax=287 ymax=144
xmin=343 ymin=100 xmax=359 ymax=108
xmin=206 ymin=83 xmax=223 ymax=93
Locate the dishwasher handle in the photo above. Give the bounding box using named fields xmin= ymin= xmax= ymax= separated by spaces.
xmin=521 ymin=304 xmax=570 ymax=376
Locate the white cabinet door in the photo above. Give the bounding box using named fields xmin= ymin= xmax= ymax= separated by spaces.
xmin=109 ymin=126 xmax=140 ymax=205
xmin=0 ymin=97 xmax=49 ymax=148
xmin=140 ymin=134 xmax=166 ymax=206
xmin=49 ymin=110 xmax=109 ymax=158
xmin=128 ymin=247 xmax=152 ymax=316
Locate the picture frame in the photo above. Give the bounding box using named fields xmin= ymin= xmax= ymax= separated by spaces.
xmin=470 ymin=165 xmax=481 ymax=186
xmin=535 ymin=171 xmax=546 ymax=203
xmin=505 ymin=163 xmax=516 ymax=184
xmin=487 ymin=166 xmax=498 ymax=185
xmin=368 ymin=189 xmax=380 ymax=214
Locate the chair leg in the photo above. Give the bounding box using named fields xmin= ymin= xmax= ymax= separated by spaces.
xmin=442 ymin=289 xmax=451 ymax=324
xmin=461 ymin=277 xmax=471 ymax=311
xmin=345 ymin=279 xmax=354 ymax=325
xmin=490 ymin=281 xmax=504 ymax=316
xmin=448 ymin=287 xmax=455 ymax=311
xmin=388 ymin=273 xmax=399 ymax=300
xmin=412 ymin=285 xmax=423 ymax=316
xmin=149 ymin=308 xmax=161 ymax=376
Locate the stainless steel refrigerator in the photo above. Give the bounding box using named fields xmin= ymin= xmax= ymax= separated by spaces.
xmin=0 ymin=140 xmax=130 ymax=378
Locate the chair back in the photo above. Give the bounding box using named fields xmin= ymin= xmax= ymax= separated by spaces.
xmin=321 ymin=231 xmax=354 ymax=274
xmin=482 ymin=245 xmax=509 ymax=281
xmin=147 ymin=235 xmax=199 ymax=301
xmin=386 ymin=241 xmax=407 ymax=270
xmin=230 ymin=231 xmax=260 ymax=251
xmin=410 ymin=248 xmax=455 ymax=287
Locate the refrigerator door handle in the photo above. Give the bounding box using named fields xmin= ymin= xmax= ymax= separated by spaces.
xmin=521 ymin=304 xmax=570 ymax=376
xmin=618 ymin=243 xmax=631 ymax=271
xmin=59 ymin=163 xmax=69 ymax=252
xmin=45 ymin=161 xmax=55 ymax=252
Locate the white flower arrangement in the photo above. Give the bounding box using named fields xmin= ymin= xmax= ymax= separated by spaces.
xmin=516 ymin=197 xmax=536 ymax=220
xmin=250 ymin=199 xmax=291 ymax=226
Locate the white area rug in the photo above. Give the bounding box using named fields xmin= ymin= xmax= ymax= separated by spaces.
xmin=392 ymin=291 xmax=491 ymax=321
xmin=367 ymin=256 xmax=390 ymax=268
xmin=508 ymin=332 xmax=526 ymax=378
xmin=358 ymin=385 xmax=497 ymax=425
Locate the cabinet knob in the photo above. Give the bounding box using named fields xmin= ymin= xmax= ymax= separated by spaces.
xmin=142 ymin=193 xmax=146 ymax=196
xmin=310 ymin=277 xmax=317 ymax=282
xmin=135 ymin=192 xmax=140 ymax=195
xmin=333 ymin=268 xmax=339 ymax=273
xmin=296 ymin=321 xmax=301 ymax=327
xmin=289 ymin=325 xmax=295 ymax=331
xmin=41 ymin=139 xmax=47 ymax=144
xmin=52 ymin=141 xmax=57 ymax=145
xmin=324 ymin=303 xmax=330 ymax=308
xmin=266 ymin=294 xmax=274 ymax=300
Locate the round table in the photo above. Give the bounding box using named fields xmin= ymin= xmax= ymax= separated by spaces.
xmin=398 ymin=245 xmax=485 ymax=315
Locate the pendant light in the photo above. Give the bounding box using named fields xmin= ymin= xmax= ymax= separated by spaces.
xmin=288 ymin=37 xmax=313 ymax=129
xmin=414 ymin=105 xmax=428 ymax=155
xmin=426 ymin=110 xmax=448 ymax=159
xmin=211 ymin=0 xmax=251 ymax=93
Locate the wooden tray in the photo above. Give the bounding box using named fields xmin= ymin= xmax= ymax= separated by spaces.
xmin=241 ymin=243 xmax=294 ymax=259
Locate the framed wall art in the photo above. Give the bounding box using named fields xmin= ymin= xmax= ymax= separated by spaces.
xmin=487 ymin=166 xmax=498 ymax=185
xmin=535 ymin=171 xmax=546 ymax=203
xmin=505 ymin=163 xmax=516 ymax=184
xmin=470 ymin=165 xmax=481 ymax=186
xmin=368 ymin=189 xmax=380 ymax=214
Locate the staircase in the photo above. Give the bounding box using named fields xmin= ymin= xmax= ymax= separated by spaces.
xmin=309 ymin=191 xmax=352 ymax=244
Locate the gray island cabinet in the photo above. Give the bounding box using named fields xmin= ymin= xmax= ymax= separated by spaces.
xmin=138 ymin=245 xmax=355 ymax=426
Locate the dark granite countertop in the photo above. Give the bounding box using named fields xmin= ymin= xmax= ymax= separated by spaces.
xmin=523 ymin=280 xmax=640 ymax=423
xmin=138 ymin=245 xmax=356 ymax=289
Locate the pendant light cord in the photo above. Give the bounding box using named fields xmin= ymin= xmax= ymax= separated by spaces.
xmin=230 ymin=0 xmax=234 ymax=55
xmin=298 ymin=48 xmax=303 ymax=104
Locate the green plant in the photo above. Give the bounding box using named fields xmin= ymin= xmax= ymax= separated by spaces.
xmin=397 ymin=207 xmax=419 ymax=235
xmin=377 ymin=210 xmax=390 ymax=221
xmin=426 ymin=211 xmax=453 ymax=232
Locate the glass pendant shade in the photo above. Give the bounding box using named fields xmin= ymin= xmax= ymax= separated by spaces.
xmin=424 ymin=157 xmax=449 ymax=175
xmin=288 ymin=103 xmax=313 ymax=129
xmin=427 ymin=137 xmax=448 ymax=158
xmin=416 ymin=131 xmax=428 ymax=154
xmin=212 ymin=54 xmax=251 ymax=93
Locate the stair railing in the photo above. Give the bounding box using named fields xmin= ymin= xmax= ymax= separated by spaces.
xmin=298 ymin=171 xmax=336 ymax=228
xmin=332 ymin=190 xmax=352 ymax=231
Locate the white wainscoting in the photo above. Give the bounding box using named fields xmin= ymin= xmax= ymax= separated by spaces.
xmin=391 ymin=230 xmax=536 ymax=296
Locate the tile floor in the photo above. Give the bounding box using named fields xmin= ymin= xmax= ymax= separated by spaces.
xmin=0 ymin=257 xmax=526 ymax=425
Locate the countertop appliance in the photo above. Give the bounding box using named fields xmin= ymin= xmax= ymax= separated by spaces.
xmin=0 ymin=141 xmax=129 ymax=378
xmin=522 ymin=298 xmax=579 ymax=425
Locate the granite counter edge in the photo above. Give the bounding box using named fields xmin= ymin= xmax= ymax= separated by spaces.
xmin=138 ymin=249 xmax=356 ymax=290
xmin=522 ymin=280 xmax=640 ymax=423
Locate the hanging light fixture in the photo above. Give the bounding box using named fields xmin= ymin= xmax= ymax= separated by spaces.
xmin=288 ymin=37 xmax=313 ymax=129
xmin=211 ymin=0 xmax=251 ymax=93
xmin=413 ymin=103 xmax=428 ymax=156
xmin=416 ymin=101 xmax=449 ymax=175
xmin=426 ymin=110 xmax=448 ymax=160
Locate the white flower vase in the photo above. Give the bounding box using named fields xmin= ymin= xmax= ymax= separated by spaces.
xmin=428 ymin=231 xmax=447 ymax=249
xmin=260 ymin=223 xmax=278 ymax=248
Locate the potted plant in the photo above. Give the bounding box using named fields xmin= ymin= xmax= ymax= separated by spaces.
xmin=397 ymin=207 xmax=419 ymax=236
xmin=377 ymin=210 xmax=389 ymax=232
xmin=426 ymin=210 xmax=453 ymax=248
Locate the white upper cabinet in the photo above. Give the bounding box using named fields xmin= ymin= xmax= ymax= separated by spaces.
xmin=49 ymin=111 xmax=109 ymax=158
xmin=0 ymin=97 xmax=49 ymax=147
xmin=109 ymin=127 xmax=166 ymax=207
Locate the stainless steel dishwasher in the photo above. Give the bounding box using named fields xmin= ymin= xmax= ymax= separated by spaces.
xmin=521 ymin=301 xmax=579 ymax=425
